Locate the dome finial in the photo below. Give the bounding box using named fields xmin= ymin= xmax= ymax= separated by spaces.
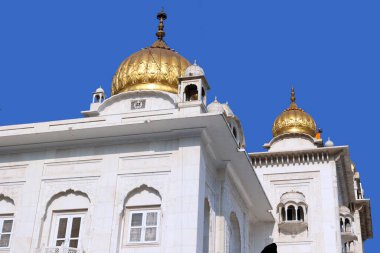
xmin=289 ymin=86 xmax=298 ymax=109
xmin=291 ymin=86 xmax=296 ymax=103
xmin=156 ymin=9 xmax=167 ymax=41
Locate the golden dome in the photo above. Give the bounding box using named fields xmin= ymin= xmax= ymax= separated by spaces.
xmin=111 ymin=11 xmax=190 ymax=95
xmin=272 ymin=87 xmax=317 ymax=137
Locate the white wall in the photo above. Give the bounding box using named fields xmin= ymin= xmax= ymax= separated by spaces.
xmin=0 ymin=136 xmax=205 ymax=253
xmin=255 ymin=159 xmax=341 ymax=253
xmin=201 ymin=149 xmax=253 ymax=253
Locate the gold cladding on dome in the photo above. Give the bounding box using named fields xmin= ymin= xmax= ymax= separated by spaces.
xmin=111 ymin=11 xmax=190 ymax=95
xmin=272 ymin=87 xmax=317 ymax=137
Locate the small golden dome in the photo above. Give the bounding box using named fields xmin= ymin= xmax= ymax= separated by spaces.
xmin=111 ymin=11 xmax=190 ymax=95
xmin=272 ymin=87 xmax=317 ymax=137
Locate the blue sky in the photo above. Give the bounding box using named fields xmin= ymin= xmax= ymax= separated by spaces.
xmin=0 ymin=0 xmax=378 ymax=250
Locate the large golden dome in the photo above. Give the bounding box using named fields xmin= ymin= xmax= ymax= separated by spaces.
xmin=272 ymin=88 xmax=317 ymax=137
xmin=111 ymin=11 xmax=190 ymax=95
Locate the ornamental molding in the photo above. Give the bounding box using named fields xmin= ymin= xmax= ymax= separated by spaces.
xmin=252 ymin=151 xmax=330 ymax=168
xmin=280 ymin=191 xmax=307 ymax=205
xmin=0 ymin=182 xmax=24 ymax=206
xmin=115 ymin=174 xmax=168 ymax=216
xmin=98 ymin=90 xmax=177 ymax=113
xmin=0 ymin=193 xmax=15 ymax=206
xmin=38 ymin=178 xmax=98 ymax=221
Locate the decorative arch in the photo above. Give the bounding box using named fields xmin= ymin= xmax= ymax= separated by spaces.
xmin=345 ymin=218 xmax=352 ymax=232
xmin=286 ymin=205 xmax=296 ymax=221
xmin=184 ymin=84 xmax=199 ymax=101
xmin=0 ymin=193 xmax=15 ymax=214
xmin=36 ymin=188 xmax=92 ymax=250
xmin=278 ymin=191 xmax=309 ymax=235
xmin=203 ymin=198 xmax=211 ymax=253
xmin=339 ymin=205 xmax=354 ymax=233
xmin=122 ymin=184 xmax=161 ymax=211
xmin=229 ymin=212 xmax=241 ymax=253
xmin=43 ymin=189 xmax=90 ymax=220
xmin=0 ymin=194 xmax=15 ymax=206
xmin=297 ymin=206 xmax=304 ymax=221
xmin=278 ymin=191 xmax=308 ymax=223
xmin=116 ymin=184 xmax=163 ymax=248
xmin=280 ymin=206 xmax=286 ymax=221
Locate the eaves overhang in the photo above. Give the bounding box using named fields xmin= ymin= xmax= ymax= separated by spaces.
xmin=356 ymin=198 xmax=373 ymax=240
xmin=0 ymin=112 xmax=274 ymax=221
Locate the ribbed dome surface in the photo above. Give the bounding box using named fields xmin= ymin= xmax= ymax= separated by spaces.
xmin=272 ymin=88 xmax=317 ymax=137
xmin=111 ymin=40 xmax=190 ymax=95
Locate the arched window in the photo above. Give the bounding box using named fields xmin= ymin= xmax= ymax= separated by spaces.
xmin=184 ymin=84 xmax=198 ymax=101
xmin=40 ymin=190 xmax=90 ymax=251
xmin=229 ymin=213 xmax=241 ymax=253
xmin=343 ymin=242 xmax=348 ymax=253
xmin=287 ymin=205 xmax=296 ymax=221
xmin=349 ymin=241 xmax=354 ymax=251
xmin=122 ymin=185 xmax=162 ymax=245
xmin=339 ymin=206 xmax=354 ymax=235
xmin=297 ymin=206 xmax=304 ymax=221
xmin=278 ymin=192 xmax=308 ymax=234
xmin=203 ymin=199 xmax=210 ymax=253
xmin=281 ymin=207 xmax=286 ymax=222
xmin=0 ymin=195 xmax=15 ymax=249
xmin=345 ymin=218 xmax=351 ymax=233
xmin=279 ymin=192 xmax=307 ymax=223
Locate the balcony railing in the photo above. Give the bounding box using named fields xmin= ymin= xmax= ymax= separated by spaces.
xmin=44 ymin=246 xmax=81 ymax=253
xmin=278 ymin=220 xmax=308 ymax=234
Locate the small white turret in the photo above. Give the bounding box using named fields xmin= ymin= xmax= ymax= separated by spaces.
xmin=88 ymin=86 xmax=106 ymax=112
xmin=93 ymin=86 xmax=106 ymax=104
xmin=184 ymin=60 xmax=205 ymax=77
xmin=325 ymin=137 xmax=334 ymax=147
xmin=207 ymin=97 xmax=224 ymax=114
xmin=178 ymin=61 xmax=210 ymax=115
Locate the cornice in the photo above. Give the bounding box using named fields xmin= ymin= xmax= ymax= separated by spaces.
xmin=249 ymin=146 xmax=348 ymax=168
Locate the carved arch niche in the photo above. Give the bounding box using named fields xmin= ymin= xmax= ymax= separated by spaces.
xmin=37 ymin=189 xmax=91 ymax=251
xmin=0 ymin=194 xmax=15 ymax=214
xmin=229 ymin=212 xmax=242 ymax=253
xmin=117 ymin=184 xmax=162 ymax=249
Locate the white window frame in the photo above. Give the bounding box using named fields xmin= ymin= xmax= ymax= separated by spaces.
xmin=0 ymin=215 xmax=14 ymax=249
xmin=50 ymin=211 xmax=86 ymax=249
xmin=125 ymin=208 xmax=161 ymax=245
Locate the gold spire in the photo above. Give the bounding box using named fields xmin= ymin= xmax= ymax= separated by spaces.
xmin=289 ymin=86 xmax=298 ymax=109
xmin=156 ymin=9 xmax=167 ymax=40
xmin=291 ymin=86 xmax=295 ymax=102
xmin=272 ymin=87 xmax=317 ymax=137
xmin=288 ymin=86 xmax=298 ymax=109
xmin=111 ymin=10 xmax=190 ymax=95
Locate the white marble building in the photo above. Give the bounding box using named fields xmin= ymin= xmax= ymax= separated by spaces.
xmin=0 ymin=10 xmax=372 ymax=253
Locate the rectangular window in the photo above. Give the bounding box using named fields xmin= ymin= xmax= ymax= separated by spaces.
xmin=51 ymin=213 xmax=85 ymax=249
xmin=127 ymin=209 xmax=160 ymax=244
xmin=0 ymin=217 xmax=13 ymax=248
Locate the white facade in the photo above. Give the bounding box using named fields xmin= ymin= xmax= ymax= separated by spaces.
xmin=252 ymin=135 xmax=372 ymax=253
xmin=0 ymin=34 xmax=372 ymax=253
